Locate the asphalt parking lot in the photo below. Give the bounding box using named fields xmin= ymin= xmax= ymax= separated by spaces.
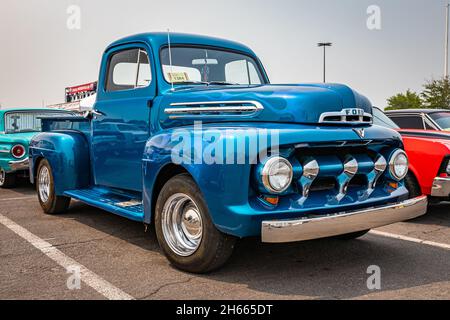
xmin=0 ymin=180 xmax=449 ymax=300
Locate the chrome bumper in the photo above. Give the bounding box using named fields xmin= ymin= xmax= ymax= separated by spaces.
xmin=431 ymin=177 xmax=450 ymax=198
xmin=8 ymin=158 xmax=29 ymax=172
xmin=261 ymin=196 xmax=428 ymax=243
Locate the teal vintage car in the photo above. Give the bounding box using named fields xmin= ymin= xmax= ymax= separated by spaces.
xmin=0 ymin=108 xmax=74 ymax=188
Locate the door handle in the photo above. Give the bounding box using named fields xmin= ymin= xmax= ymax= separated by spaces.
xmin=92 ymin=109 xmax=106 ymax=116
xmin=83 ymin=109 xmax=106 ymax=120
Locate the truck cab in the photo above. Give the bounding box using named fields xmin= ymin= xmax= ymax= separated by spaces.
xmin=29 ymin=33 xmax=427 ymax=273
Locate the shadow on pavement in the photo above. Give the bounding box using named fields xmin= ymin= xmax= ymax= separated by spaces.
xmin=59 ymin=200 xmax=450 ymax=299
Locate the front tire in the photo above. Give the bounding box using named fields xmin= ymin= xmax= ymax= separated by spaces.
xmin=155 ymin=174 xmax=236 ymax=273
xmin=0 ymin=168 xmax=16 ymax=188
xmin=404 ymin=172 xmax=422 ymax=199
xmin=36 ymin=159 xmax=70 ymax=214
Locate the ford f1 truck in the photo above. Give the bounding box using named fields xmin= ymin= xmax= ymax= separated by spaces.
xmin=29 ymin=33 xmax=427 ymax=273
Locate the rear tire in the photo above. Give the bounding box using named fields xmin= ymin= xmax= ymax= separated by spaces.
xmin=36 ymin=159 xmax=70 ymax=214
xmin=0 ymin=168 xmax=16 ymax=188
xmin=155 ymin=174 xmax=236 ymax=273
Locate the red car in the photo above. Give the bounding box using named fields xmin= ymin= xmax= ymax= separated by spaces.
xmin=373 ymin=108 xmax=450 ymax=202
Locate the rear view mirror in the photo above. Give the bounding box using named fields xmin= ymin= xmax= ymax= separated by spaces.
xmin=192 ymin=58 xmax=218 ymax=65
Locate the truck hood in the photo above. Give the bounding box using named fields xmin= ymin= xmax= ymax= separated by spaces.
xmin=159 ymin=83 xmax=373 ymax=128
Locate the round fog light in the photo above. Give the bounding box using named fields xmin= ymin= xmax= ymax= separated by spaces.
xmin=389 ymin=149 xmax=409 ymax=181
xmin=261 ymin=157 xmax=293 ymax=193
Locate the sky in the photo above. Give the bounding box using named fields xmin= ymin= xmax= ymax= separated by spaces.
xmin=0 ymin=0 xmax=447 ymax=109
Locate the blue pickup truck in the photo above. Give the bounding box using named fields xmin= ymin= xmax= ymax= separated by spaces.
xmin=29 ymin=33 xmax=427 ymax=273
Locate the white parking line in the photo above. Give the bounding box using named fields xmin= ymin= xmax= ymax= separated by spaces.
xmin=0 ymin=213 xmax=134 ymax=300
xmin=370 ymin=230 xmax=450 ymax=250
xmin=0 ymin=196 xmax=36 ymax=201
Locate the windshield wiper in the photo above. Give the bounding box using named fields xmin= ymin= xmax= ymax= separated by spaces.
xmin=175 ymin=81 xmax=240 ymax=86
xmin=176 ymin=81 xmax=210 ymax=85
xmin=206 ymin=81 xmax=240 ymax=86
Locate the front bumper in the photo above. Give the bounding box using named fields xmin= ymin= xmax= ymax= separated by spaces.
xmin=431 ymin=177 xmax=450 ymax=198
xmin=261 ymin=195 xmax=427 ymax=243
xmin=7 ymin=158 xmax=29 ymax=172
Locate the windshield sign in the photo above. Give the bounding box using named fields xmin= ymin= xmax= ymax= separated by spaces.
xmin=160 ymin=47 xmax=265 ymax=86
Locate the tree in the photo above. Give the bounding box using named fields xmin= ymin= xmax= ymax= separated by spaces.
xmin=421 ymin=77 xmax=450 ymax=109
xmin=385 ymin=89 xmax=423 ymax=111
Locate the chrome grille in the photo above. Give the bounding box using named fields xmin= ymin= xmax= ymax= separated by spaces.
xmin=319 ymin=109 xmax=373 ymax=125
xmin=294 ymin=151 xmax=387 ymax=206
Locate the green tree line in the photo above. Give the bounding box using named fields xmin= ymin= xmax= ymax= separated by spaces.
xmin=385 ymin=77 xmax=450 ymax=111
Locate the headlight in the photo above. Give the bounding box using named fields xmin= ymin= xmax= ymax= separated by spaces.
xmin=261 ymin=157 xmax=293 ymax=193
xmin=389 ymin=149 xmax=409 ymax=181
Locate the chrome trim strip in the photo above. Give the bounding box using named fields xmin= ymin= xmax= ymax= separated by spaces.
xmin=0 ymin=149 xmax=10 ymax=154
xmin=431 ymin=177 xmax=450 ymax=197
xmin=165 ymin=100 xmax=264 ymax=119
xmin=261 ymin=195 xmax=427 ymax=243
xmin=8 ymin=158 xmax=29 ymax=172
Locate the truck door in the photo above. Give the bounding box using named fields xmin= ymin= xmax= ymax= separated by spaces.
xmin=92 ymin=45 xmax=155 ymax=192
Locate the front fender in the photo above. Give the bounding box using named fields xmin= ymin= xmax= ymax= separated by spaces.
xmin=29 ymin=131 xmax=90 ymax=195
xmin=142 ymin=123 xmax=405 ymax=237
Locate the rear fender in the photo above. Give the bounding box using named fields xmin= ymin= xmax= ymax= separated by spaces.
xmin=29 ymin=131 xmax=90 ymax=195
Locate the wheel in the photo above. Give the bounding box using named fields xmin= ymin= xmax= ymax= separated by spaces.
xmin=404 ymin=172 xmax=422 ymax=199
xmin=333 ymin=230 xmax=370 ymax=240
xmin=36 ymin=159 xmax=70 ymax=214
xmin=155 ymin=174 xmax=236 ymax=273
xmin=0 ymin=168 xmax=16 ymax=188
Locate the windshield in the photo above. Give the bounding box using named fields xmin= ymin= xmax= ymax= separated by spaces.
xmin=372 ymin=108 xmax=399 ymax=129
xmin=160 ymin=46 xmax=265 ymax=85
xmin=4 ymin=111 xmax=74 ymax=134
xmin=429 ymin=112 xmax=450 ymax=131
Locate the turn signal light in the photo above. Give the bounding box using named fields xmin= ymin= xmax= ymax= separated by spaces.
xmin=263 ymin=196 xmax=279 ymax=206
xmin=389 ymin=182 xmax=398 ymax=189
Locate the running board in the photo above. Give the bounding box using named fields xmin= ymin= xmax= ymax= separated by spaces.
xmin=64 ymin=187 xmax=144 ymax=222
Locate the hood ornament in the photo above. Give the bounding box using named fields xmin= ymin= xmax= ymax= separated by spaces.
xmin=353 ymin=128 xmax=365 ymax=139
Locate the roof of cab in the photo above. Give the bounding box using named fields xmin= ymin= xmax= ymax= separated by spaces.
xmin=106 ymin=32 xmax=256 ymax=56
xmin=385 ymin=109 xmax=450 ymax=114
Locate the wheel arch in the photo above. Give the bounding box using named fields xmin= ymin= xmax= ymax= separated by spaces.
xmin=406 ymin=164 xmax=424 ymax=195
xmin=144 ymin=162 xmax=191 ymax=224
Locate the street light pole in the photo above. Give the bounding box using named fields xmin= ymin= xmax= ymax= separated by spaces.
xmin=445 ymin=3 xmax=449 ymax=78
xmin=318 ymin=42 xmax=332 ymax=83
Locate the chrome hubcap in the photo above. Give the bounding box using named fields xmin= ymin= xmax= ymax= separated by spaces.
xmin=161 ymin=193 xmax=203 ymax=257
xmin=38 ymin=166 xmax=50 ymax=203
xmin=0 ymin=169 xmax=5 ymax=186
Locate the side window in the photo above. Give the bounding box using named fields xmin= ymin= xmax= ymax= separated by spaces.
xmin=390 ymin=116 xmax=425 ymax=129
xmin=225 ymin=60 xmax=261 ymax=85
xmin=106 ymin=48 xmax=152 ymax=92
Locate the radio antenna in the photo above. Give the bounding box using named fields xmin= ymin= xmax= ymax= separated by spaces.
xmin=167 ymin=29 xmax=174 ymax=91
